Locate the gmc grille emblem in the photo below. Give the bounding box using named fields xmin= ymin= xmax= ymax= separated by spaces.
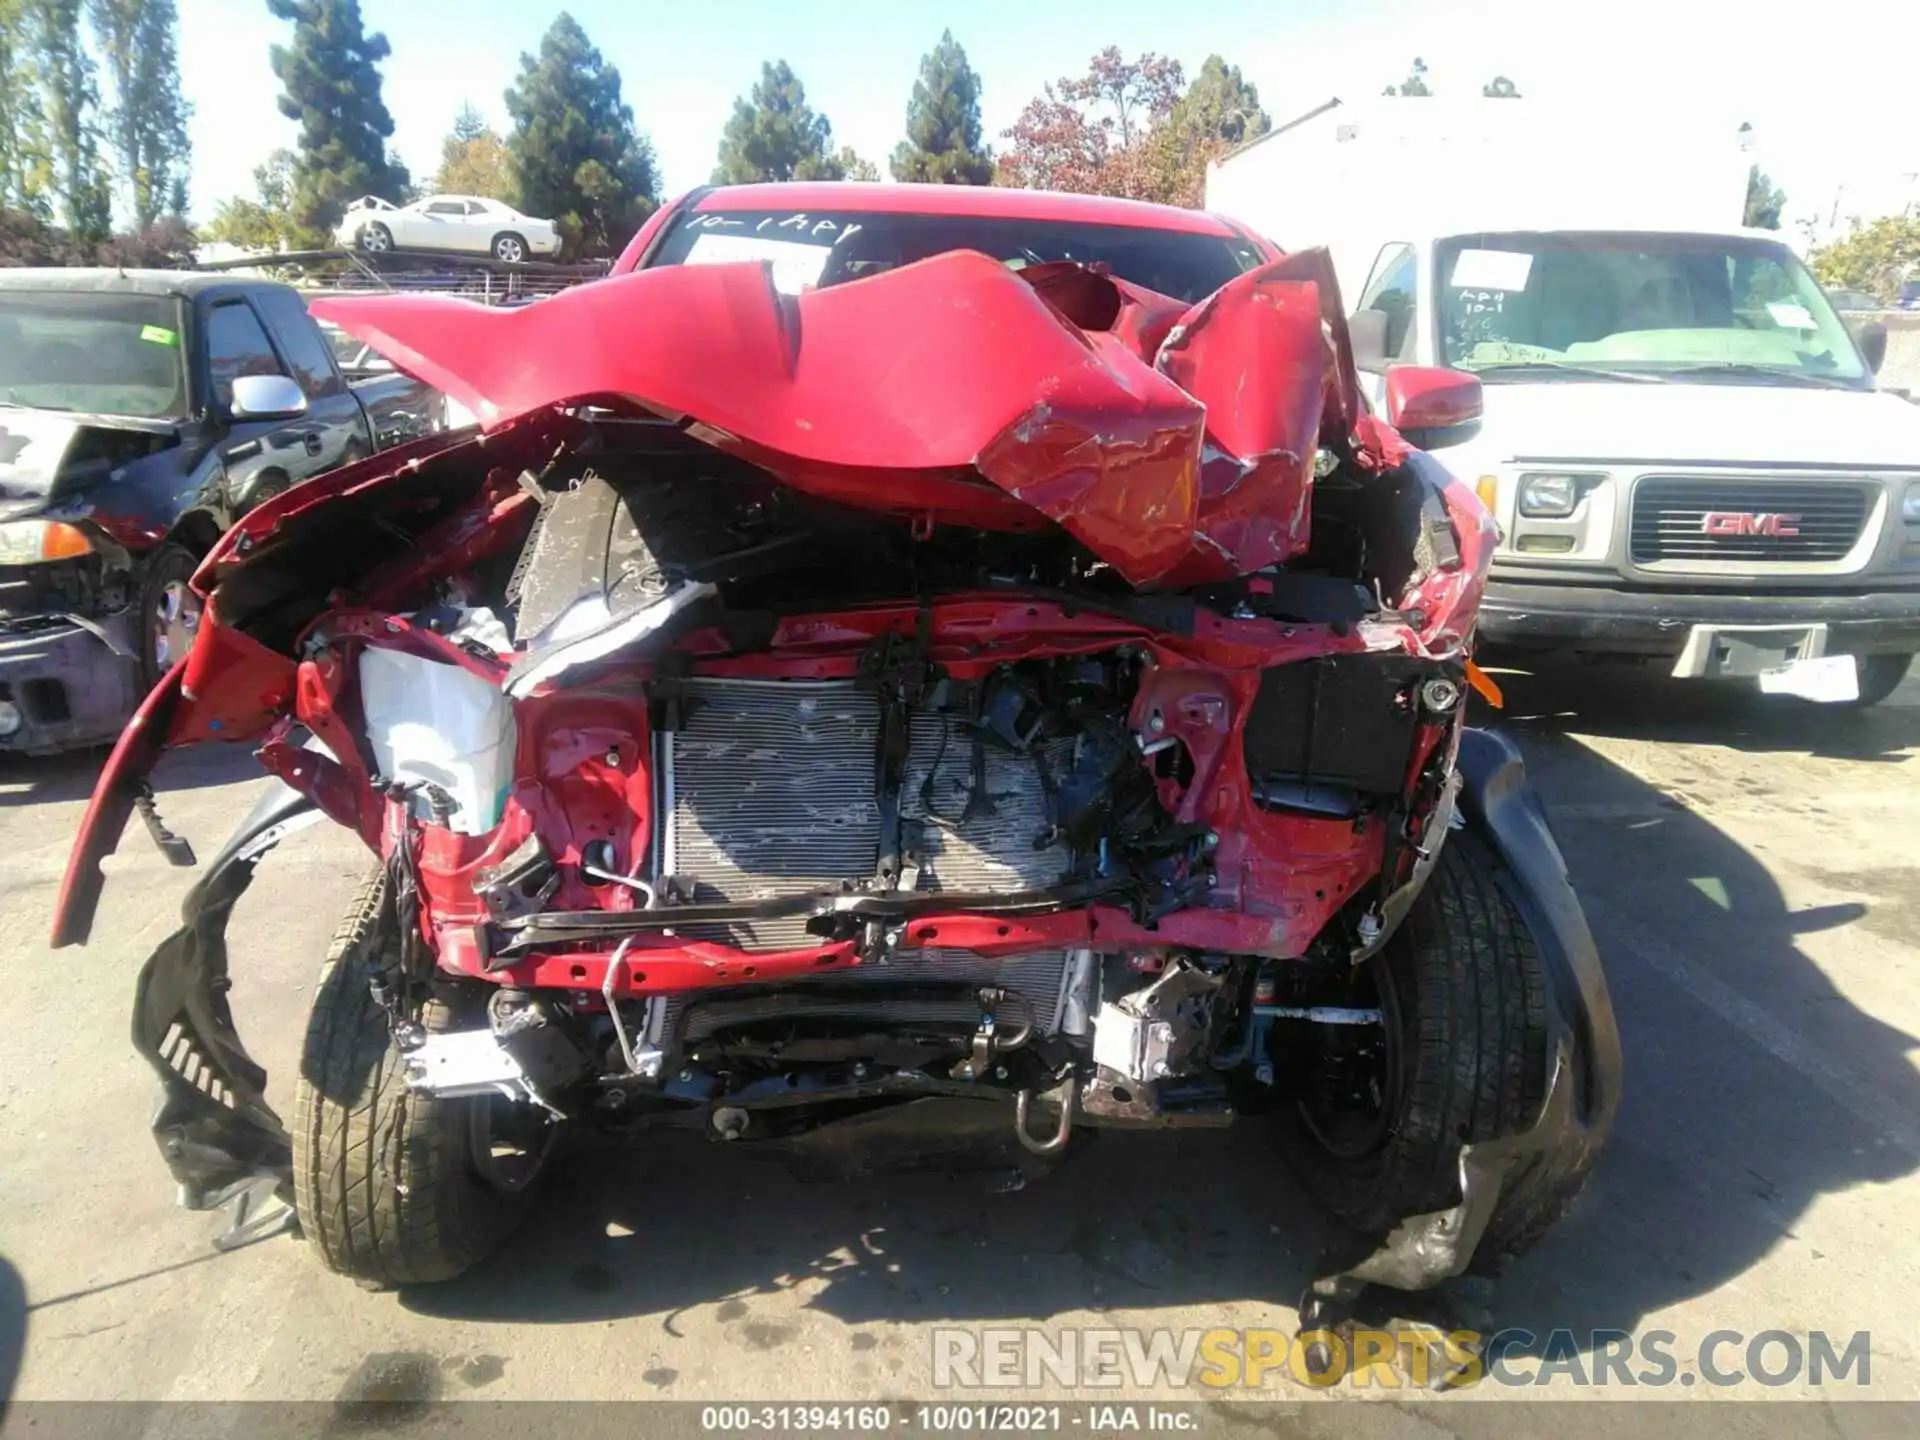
xmin=1700 ymin=511 xmax=1801 ymax=537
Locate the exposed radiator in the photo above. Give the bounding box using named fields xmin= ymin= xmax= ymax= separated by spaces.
xmin=657 ymin=678 xmax=1072 ymax=952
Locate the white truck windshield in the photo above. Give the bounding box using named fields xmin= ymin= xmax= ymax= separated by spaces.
xmin=1434 ymin=231 xmax=1870 ymax=386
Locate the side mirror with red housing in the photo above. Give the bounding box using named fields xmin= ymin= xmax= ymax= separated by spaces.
xmin=1384 ymin=365 xmax=1483 ymax=450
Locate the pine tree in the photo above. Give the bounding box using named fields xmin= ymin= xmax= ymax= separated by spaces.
xmin=384 ymin=145 xmax=415 ymax=203
xmin=713 ymin=60 xmax=846 ymax=184
xmin=86 ymin=0 xmax=192 ymax=229
xmin=1132 ymin=54 xmax=1272 ymax=208
xmin=267 ymin=0 xmax=409 ymax=245
xmin=1170 ymin=56 xmax=1269 ymax=149
xmin=451 ymin=102 xmax=487 ymax=145
xmin=505 ymin=12 xmax=658 ymax=258
xmin=436 ymin=107 xmax=514 ymax=201
xmin=890 ymin=30 xmax=991 ymax=185
xmin=1744 ymin=166 xmax=1786 ymax=230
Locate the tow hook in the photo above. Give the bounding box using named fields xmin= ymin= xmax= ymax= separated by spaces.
xmin=953 ymin=986 xmax=1033 ymax=1081
xmin=1013 ymin=1076 xmax=1078 ymax=1155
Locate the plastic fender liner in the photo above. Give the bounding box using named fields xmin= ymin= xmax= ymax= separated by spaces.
xmin=1307 ymin=726 xmax=1622 ymax=1299
xmin=129 ymin=778 xmax=322 ymax=1208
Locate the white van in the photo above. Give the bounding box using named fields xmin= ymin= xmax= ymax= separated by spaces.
xmin=1208 ymin=100 xmax=1920 ymax=704
xmin=1344 ymin=224 xmax=1920 ymax=705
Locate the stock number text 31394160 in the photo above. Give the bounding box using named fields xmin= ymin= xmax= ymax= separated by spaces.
xmin=700 ymin=1408 xmax=897 ymax=1433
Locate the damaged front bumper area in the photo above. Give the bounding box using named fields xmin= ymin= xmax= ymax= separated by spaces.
xmin=128 ymin=721 xmax=1620 ymax=1297
xmin=0 ymin=566 xmax=141 ymax=752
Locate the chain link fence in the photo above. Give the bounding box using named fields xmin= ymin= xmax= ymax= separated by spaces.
xmin=193 ymin=247 xmax=611 ymax=306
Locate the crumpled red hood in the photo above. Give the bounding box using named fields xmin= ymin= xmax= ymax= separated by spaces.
xmin=313 ymin=248 xmax=1386 ymax=589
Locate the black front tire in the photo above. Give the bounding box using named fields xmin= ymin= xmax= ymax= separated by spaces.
xmin=1275 ymin=832 xmax=1588 ymax=1270
xmin=1848 ymin=653 xmax=1912 ymax=708
xmin=292 ymin=871 xmax=548 ymax=1287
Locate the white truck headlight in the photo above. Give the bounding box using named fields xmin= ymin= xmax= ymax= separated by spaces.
xmin=1516 ymin=473 xmax=1583 ymax=519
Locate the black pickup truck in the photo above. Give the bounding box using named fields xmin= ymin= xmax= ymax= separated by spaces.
xmin=0 ymin=268 xmax=455 ymax=753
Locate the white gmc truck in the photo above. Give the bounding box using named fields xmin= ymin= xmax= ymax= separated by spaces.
xmin=1208 ymin=99 xmax=1920 ymax=705
xmin=1343 ymin=224 xmax=1920 ymax=705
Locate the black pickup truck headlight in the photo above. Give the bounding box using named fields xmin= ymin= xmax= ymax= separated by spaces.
xmin=0 ymin=520 xmax=94 ymax=565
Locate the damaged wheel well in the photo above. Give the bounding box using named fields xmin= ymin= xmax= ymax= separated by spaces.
xmin=164 ymin=508 xmax=223 ymax=563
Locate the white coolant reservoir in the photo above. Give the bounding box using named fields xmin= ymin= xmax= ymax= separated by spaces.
xmin=358 ymin=647 xmax=515 ymax=836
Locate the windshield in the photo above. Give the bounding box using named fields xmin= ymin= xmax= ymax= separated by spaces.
xmin=0 ymin=291 xmax=189 ymax=419
xmin=1434 ymin=231 xmax=1869 ymax=385
xmin=649 ymin=209 xmax=1264 ymax=304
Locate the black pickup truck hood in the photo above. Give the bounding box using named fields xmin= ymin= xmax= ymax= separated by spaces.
xmin=0 ymin=407 xmax=183 ymax=525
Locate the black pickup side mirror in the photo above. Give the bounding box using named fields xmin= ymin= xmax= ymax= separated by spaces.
xmin=228 ymin=374 xmax=309 ymax=421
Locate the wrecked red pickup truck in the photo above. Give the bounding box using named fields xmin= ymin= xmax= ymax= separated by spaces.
xmin=52 ymin=184 xmax=1619 ymax=1309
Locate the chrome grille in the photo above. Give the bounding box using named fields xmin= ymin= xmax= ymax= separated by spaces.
xmin=659 ymin=678 xmax=1070 ymax=952
xmin=1630 ymin=477 xmax=1871 ymax=564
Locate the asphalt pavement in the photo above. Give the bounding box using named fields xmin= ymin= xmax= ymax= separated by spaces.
xmin=1 ymin=660 xmax=1916 ymax=1426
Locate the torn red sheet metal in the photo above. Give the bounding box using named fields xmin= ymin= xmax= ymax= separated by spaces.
xmin=311 ymin=249 xmax=1370 ymax=589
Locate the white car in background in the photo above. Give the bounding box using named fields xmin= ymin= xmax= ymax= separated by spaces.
xmin=334 ymin=195 xmax=562 ymax=263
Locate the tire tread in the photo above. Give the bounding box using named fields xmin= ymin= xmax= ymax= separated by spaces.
xmin=292 ymin=870 xmax=532 ymax=1287
xmin=1277 ymin=831 xmax=1584 ymax=1273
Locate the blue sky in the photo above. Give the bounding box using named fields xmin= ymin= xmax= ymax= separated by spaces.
xmin=180 ymin=0 xmax=1920 ymax=241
